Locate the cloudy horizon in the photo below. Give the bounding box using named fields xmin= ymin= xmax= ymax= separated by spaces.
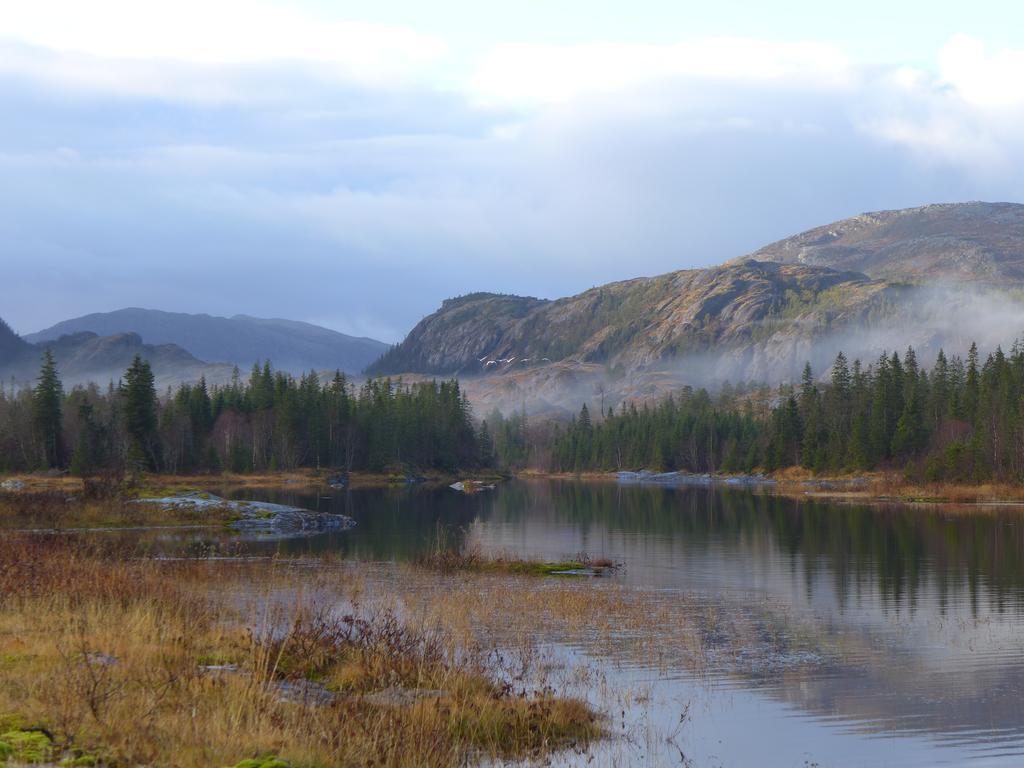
xmin=4 ymin=0 xmax=1024 ymax=342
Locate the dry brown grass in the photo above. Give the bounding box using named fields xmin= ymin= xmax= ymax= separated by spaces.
xmin=768 ymin=470 xmax=1024 ymax=505
xmin=150 ymin=471 xmax=506 ymax=491
xmin=0 ymin=470 xmax=506 ymax=500
xmin=0 ymin=536 xmax=601 ymax=768
xmin=0 ymin=474 xmax=84 ymax=492
xmin=0 ymin=490 xmax=243 ymax=532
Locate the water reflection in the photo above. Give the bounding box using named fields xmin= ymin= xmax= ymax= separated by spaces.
xmin=227 ymin=480 xmax=1024 ymax=766
xmin=239 ymin=481 xmax=1024 ymax=614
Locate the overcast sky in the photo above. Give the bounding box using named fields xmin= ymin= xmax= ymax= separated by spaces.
xmin=4 ymin=0 xmax=1024 ymax=341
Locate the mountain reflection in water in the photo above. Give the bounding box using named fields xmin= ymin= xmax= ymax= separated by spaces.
xmin=214 ymin=480 xmax=1024 ymax=766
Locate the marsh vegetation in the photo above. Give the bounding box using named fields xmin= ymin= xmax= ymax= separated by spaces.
xmin=0 ymin=534 xmax=603 ymax=767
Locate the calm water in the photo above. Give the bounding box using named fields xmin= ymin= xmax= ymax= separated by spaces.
xmin=193 ymin=481 xmax=1024 ymax=766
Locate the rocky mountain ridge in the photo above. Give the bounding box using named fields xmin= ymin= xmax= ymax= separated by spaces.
xmin=369 ymin=259 xmax=898 ymax=382
xmin=745 ymin=202 xmax=1024 ymax=283
xmin=367 ymin=202 xmax=1024 ymax=401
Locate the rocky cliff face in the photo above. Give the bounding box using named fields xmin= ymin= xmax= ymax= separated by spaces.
xmin=746 ymin=202 xmax=1024 ymax=283
xmin=367 ymin=202 xmax=1024 ymax=393
xmin=369 ymin=261 xmax=897 ymax=382
xmin=367 ymin=293 xmax=549 ymax=375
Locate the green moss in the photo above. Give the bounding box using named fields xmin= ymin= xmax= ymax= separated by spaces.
xmin=225 ymin=758 xmax=291 ymax=768
xmin=527 ymin=562 xmax=588 ymax=576
xmin=0 ymin=715 xmax=25 ymax=733
xmin=0 ymin=653 xmax=35 ymax=671
xmin=61 ymin=755 xmax=98 ymax=767
xmin=485 ymin=560 xmax=592 ymax=576
xmin=196 ymin=652 xmax=242 ymax=666
xmin=0 ymin=730 xmax=53 ymax=763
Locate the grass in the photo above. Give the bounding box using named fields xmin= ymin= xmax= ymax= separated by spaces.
xmin=13 ymin=466 xmax=1024 ymax=509
xmin=418 ymin=543 xmax=621 ymax=577
xmin=0 ymin=469 xmax=508 ymax=502
xmin=0 ymin=479 xmax=853 ymax=766
xmin=524 ymin=466 xmax=1024 ymax=507
xmin=0 ymin=534 xmax=602 ymax=768
xmin=766 ymin=467 xmax=1024 ymax=505
xmin=0 ymin=490 xmax=243 ymax=531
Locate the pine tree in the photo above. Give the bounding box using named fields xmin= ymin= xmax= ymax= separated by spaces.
xmin=123 ymin=354 xmax=160 ymax=470
xmin=579 ymin=403 xmax=592 ymax=431
xmin=869 ymin=354 xmax=891 ymax=461
xmin=964 ymin=342 xmax=980 ymax=422
xmin=931 ymin=349 xmax=950 ymax=422
xmin=478 ymin=419 xmax=495 ymax=466
xmin=32 ymin=348 xmax=64 ymax=468
xmin=892 ymin=381 xmax=926 ymax=459
xmin=70 ymin=402 xmax=105 ymax=477
xmin=824 ymin=352 xmax=852 ymax=470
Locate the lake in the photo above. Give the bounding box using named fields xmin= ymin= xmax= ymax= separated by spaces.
xmin=153 ymin=479 xmax=1024 ymax=766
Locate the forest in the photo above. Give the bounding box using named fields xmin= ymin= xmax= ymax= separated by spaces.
xmin=0 ymin=352 xmax=492 ymax=476
xmin=5 ymin=341 xmax=1024 ymax=484
xmin=549 ymin=343 xmax=1024 ymax=483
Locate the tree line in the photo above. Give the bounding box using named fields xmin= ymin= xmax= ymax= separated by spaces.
xmin=0 ymin=352 xmax=493 ymax=477
xmin=550 ymin=342 xmax=1024 ymax=483
xmin=8 ymin=340 xmax=1024 ymax=484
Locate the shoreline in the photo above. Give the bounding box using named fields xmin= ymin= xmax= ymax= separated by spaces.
xmin=0 ymin=469 xmax=509 ymax=494
xmin=517 ymin=468 xmax=1024 ymax=507
xmin=3 ymin=468 xmax=1024 ymax=508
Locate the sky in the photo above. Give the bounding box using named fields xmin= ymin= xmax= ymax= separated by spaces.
xmin=3 ymin=1 xmax=1024 ymax=342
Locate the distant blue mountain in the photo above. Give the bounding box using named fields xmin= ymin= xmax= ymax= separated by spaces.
xmin=27 ymin=308 xmax=388 ymax=374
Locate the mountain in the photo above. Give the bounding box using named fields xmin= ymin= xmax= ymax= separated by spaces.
xmin=27 ymin=309 xmax=388 ymax=374
xmin=745 ymin=202 xmax=1024 ymax=283
xmin=0 ymin=323 xmax=235 ymax=391
xmin=368 ymin=202 xmax=1024 ymax=401
xmin=367 ymin=293 xmax=550 ymax=375
xmin=368 ymin=260 xmax=897 ymax=382
xmin=0 ymin=317 xmax=33 ymax=364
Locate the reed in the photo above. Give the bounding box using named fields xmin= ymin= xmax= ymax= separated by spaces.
xmin=0 ymin=535 xmax=601 ymax=768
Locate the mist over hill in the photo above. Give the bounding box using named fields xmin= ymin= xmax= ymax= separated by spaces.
xmin=28 ymin=308 xmax=388 ymax=375
xmin=0 ymin=324 xmax=235 ymax=391
xmin=368 ymin=202 xmax=1024 ymax=413
xmin=11 ymin=202 xmax=1024 ymax=414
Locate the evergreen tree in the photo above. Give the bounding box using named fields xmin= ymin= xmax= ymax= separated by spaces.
xmin=478 ymin=419 xmax=495 ymax=465
xmin=69 ymin=402 xmax=106 ymax=477
xmin=32 ymin=348 xmax=64 ymax=468
xmin=963 ymin=342 xmax=980 ymax=421
xmin=122 ymin=354 xmax=160 ymax=470
xmin=824 ymin=352 xmax=852 ymax=470
xmin=892 ymin=380 xmax=926 ymax=459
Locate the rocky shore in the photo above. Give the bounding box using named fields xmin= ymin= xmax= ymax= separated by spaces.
xmin=133 ymin=491 xmax=356 ymax=539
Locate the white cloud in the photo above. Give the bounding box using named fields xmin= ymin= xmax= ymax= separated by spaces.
xmin=939 ymin=34 xmax=1024 ymax=109
xmin=469 ymin=38 xmax=854 ymax=106
xmin=0 ymin=0 xmax=447 ymax=98
xmin=5 ymin=21 xmax=1024 ymax=338
xmin=855 ymin=36 xmax=1024 ymax=172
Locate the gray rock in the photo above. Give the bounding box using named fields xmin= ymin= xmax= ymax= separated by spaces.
xmin=616 ymin=471 xmax=776 ymax=487
xmin=273 ymin=678 xmax=339 ymax=707
xmin=85 ymin=652 xmax=119 ymax=666
xmin=362 ymin=687 xmax=446 ymax=708
xmin=133 ymin=492 xmax=355 ymax=540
